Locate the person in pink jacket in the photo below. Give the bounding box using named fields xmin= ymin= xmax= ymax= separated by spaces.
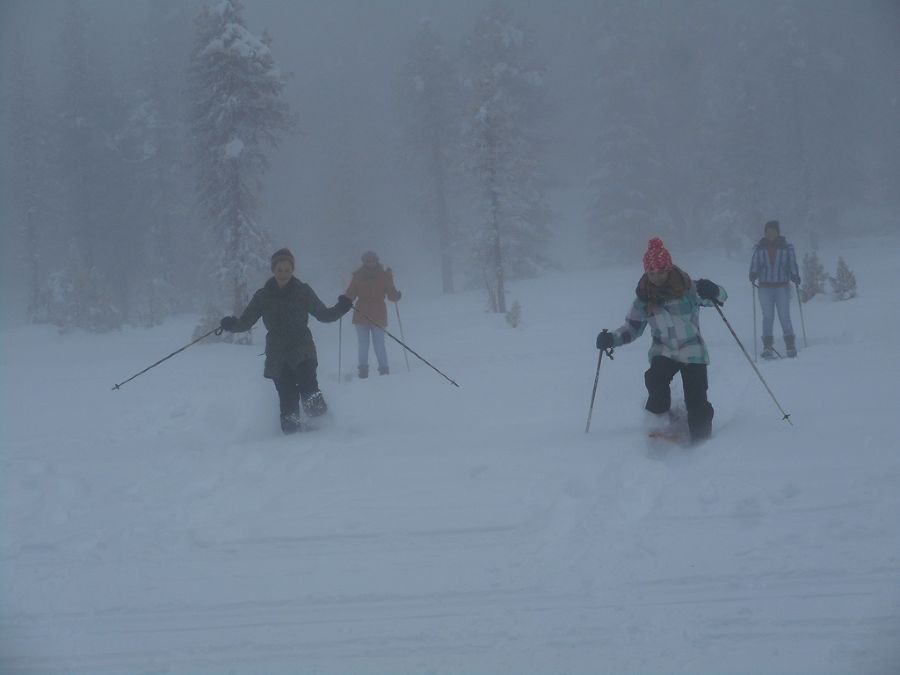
xmin=344 ymin=251 xmax=401 ymax=378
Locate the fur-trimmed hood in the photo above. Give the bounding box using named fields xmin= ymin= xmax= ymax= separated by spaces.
xmin=636 ymin=266 xmax=692 ymax=306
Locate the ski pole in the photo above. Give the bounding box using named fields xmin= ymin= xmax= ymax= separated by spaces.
xmin=112 ymin=326 xmax=223 ymax=391
xmin=394 ymin=302 xmax=410 ymax=372
xmin=752 ymin=282 xmax=758 ymax=363
xmin=712 ymin=300 xmax=792 ymax=425
xmin=795 ymin=282 xmax=808 ymax=348
xmin=338 ymin=316 xmax=343 ymax=383
xmin=351 ymin=303 xmax=458 ymax=387
xmin=585 ymin=332 xmax=614 ymax=434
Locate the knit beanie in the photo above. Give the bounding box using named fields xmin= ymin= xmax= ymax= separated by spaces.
xmin=270 ymin=247 xmax=295 ymax=270
xmin=643 ymin=237 xmax=673 ymax=273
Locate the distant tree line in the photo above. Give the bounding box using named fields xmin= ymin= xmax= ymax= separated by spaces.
xmin=7 ymin=0 xmax=898 ymax=329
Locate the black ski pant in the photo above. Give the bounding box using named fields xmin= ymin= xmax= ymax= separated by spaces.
xmin=273 ymin=360 xmax=327 ymax=418
xmin=644 ymin=356 xmax=714 ymax=441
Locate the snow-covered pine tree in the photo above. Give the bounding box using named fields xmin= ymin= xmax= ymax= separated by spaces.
xmin=123 ymin=0 xmax=198 ymax=326
xmin=190 ymin=0 xmax=295 ymax=325
xmin=703 ymin=3 xmax=771 ymax=247
xmin=829 ymin=257 xmax=857 ymax=301
xmin=462 ymin=1 xmax=553 ymax=313
xmin=586 ymin=1 xmax=671 ymax=260
xmin=799 ymin=251 xmax=827 ymax=302
xmin=320 ymin=151 xmax=367 ymax=285
xmin=401 ymin=19 xmax=461 ymax=294
xmin=9 ymin=33 xmax=44 ymax=320
xmin=52 ymin=0 xmax=124 ymax=332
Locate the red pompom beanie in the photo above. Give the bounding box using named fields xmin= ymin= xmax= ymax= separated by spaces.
xmin=643 ymin=237 xmax=673 ymax=273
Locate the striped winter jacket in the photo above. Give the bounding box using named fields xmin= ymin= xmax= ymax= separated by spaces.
xmin=748 ymin=236 xmax=799 ymax=286
xmin=611 ymin=268 xmax=727 ymax=365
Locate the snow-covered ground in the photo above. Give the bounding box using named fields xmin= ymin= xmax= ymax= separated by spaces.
xmin=2 ymin=236 xmax=899 ymax=674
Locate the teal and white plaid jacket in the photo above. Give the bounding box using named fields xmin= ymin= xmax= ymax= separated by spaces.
xmin=611 ymin=271 xmax=727 ymax=365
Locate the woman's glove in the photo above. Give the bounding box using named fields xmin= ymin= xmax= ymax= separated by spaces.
xmin=695 ymin=279 xmax=719 ymax=301
xmin=596 ymin=330 xmax=614 ymax=350
xmin=336 ymin=295 xmax=353 ymax=314
xmin=220 ymin=316 xmax=238 ymax=332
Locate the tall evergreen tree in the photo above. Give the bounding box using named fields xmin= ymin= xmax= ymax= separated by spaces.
xmin=122 ymin=0 xmax=197 ymax=325
xmin=50 ymin=0 xmax=124 ymax=332
xmin=401 ymin=19 xmax=461 ymax=294
xmin=462 ymin=1 xmax=553 ymax=313
xmin=9 ymin=33 xmax=44 ymax=318
xmin=586 ymin=1 xmax=670 ymax=260
xmin=321 ymin=149 xmax=367 ymax=284
xmin=190 ymin=0 xmax=295 ymax=317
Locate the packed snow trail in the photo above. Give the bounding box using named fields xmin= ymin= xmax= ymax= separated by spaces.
xmin=2 ymin=236 xmax=899 ymax=673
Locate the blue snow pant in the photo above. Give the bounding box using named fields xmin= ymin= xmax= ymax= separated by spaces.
xmin=356 ymin=323 xmax=388 ymax=371
xmin=757 ymin=285 xmax=794 ymax=338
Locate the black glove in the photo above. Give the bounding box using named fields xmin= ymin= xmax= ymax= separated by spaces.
xmin=749 ymin=273 xmax=757 ymax=283
xmin=395 ymin=291 xmax=402 ymax=301
xmin=695 ymin=278 xmax=719 ymax=301
xmin=336 ymin=295 xmax=353 ymax=314
xmin=791 ymin=274 xmax=801 ymax=285
xmin=596 ymin=330 xmax=614 ymax=350
xmin=220 ymin=316 xmax=238 ymax=332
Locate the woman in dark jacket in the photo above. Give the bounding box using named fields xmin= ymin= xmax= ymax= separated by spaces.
xmin=220 ymin=248 xmax=352 ymax=434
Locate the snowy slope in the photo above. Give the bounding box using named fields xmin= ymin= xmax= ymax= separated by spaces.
xmin=2 ymin=236 xmax=899 ymax=674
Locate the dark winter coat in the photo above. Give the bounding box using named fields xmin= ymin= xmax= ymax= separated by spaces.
xmin=749 ymin=236 xmax=800 ymax=286
xmin=231 ymin=277 xmax=347 ymax=379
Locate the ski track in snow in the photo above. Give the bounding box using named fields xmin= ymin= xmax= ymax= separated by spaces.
xmin=2 ymin=237 xmax=900 ymax=673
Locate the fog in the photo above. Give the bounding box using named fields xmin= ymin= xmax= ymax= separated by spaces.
xmin=1 ymin=0 xmax=898 ymax=329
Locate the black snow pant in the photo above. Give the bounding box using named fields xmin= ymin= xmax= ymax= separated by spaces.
xmin=273 ymin=360 xmax=327 ymax=421
xmin=644 ymin=356 xmax=714 ymax=442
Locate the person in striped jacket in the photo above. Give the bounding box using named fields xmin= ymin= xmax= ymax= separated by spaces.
xmin=596 ymin=238 xmax=727 ymax=443
xmin=748 ymin=220 xmax=800 ymax=358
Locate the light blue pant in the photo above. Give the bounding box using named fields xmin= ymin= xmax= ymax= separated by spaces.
xmin=758 ymin=285 xmax=794 ymax=338
xmin=356 ymin=324 xmax=388 ymax=370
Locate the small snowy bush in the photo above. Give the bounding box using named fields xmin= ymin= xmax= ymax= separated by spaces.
xmin=800 ymin=252 xmax=827 ymax=302
xmin=34 ymin=266 xmax=122 ymax=333
xmin=506 ymin=300 xmax=522 ymax=328
xmin=829 ymin=257 xmax=857 ymax=301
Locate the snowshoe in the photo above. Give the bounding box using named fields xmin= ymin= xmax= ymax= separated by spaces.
xmin=280 ymin=412 xmax=307 ymax=435
xmin=646 ymin=406 xmax=690 ymax=449
xmin=302 ymin=390 xmax=328 ymax=418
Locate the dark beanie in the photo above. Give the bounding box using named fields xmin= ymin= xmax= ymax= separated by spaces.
xmin=764 ymin=220 xmax=780 ymax=234
xmin=271 ymin=247 xmax=295 ymax=270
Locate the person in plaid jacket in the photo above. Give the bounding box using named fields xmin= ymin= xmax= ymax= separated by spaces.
xmin=748 ymin=220 xmax=800 ymax=358
xmin=596 ymin=238 xmax=727 ymax=443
